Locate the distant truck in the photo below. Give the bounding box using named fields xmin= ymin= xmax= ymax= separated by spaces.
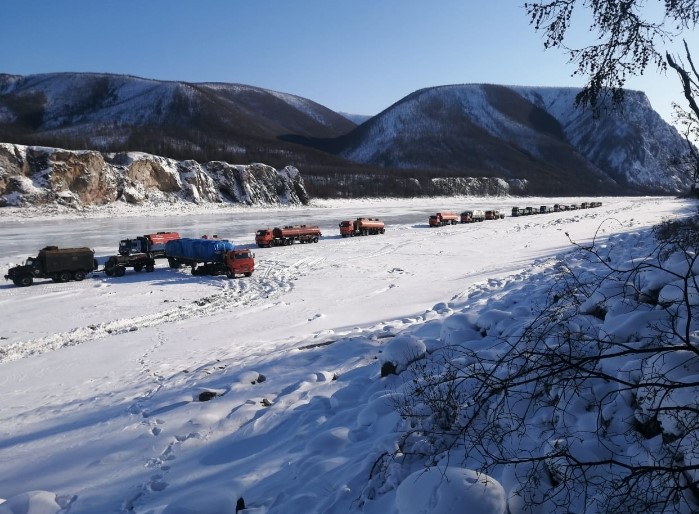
xmin=428 ymin=212 xmax=459 ymax=227
xmin=165 ymin=237 xmax=254 ymax=278
xmin=255 ymin=225 xmax=321 ymax=247
xmin=119 ymin=231 xmax=180 ymax=258
xmin=103 ymin=253 xmax=156 ymax=277
xmin=460 ymin=210 xmax=485 ymax=223
xmin=5 ymin=246 xmax=97 ymax=287
xmin=339 ymin=218 xmax=385 ymax=237
xmin=484 ymin=210 xmax=505 ymax=220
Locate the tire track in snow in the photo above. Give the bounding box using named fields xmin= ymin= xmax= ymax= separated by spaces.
xmin=0 ymin=259 xmax=320 ymax=364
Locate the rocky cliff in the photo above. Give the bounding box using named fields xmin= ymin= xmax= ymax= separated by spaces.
xmin=0 ymin=143 xmax=309 ymax=208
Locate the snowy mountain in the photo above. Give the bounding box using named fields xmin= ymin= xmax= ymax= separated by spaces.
xmin=0 ymin=72 xmax=356 ymax=172
xmin=338 ymin=111 xmax=373 ymax=124
xmin=513 ymin=86 xmax=690 ymax=193
xmin=320 ymin=84 xmax=692 ymax=195
xmin=0 ymin=74 xmax=693 ymax=196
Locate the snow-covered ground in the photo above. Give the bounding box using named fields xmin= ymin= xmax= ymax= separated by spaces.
xmin=0 ymin=196 xmax=695 ymax=514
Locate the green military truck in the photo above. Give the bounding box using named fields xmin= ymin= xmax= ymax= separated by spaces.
xmin=5 ymin=246 xmax=98 ymax=287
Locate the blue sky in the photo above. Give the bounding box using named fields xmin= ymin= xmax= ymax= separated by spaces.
xmin=1 ymin=0 xmax=694 ymax=122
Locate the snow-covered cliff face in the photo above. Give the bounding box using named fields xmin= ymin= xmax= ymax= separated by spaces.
xmin=0 ymin=143 xmax=309 ymax=208
xmin=513 ymin=87 xmax=690 ymax=192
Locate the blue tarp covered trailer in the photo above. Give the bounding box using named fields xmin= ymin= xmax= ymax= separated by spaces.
xmin=165 ymin=238 xmax=235 ymax=264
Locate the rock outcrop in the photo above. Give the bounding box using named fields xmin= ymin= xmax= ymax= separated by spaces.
xmin=0 ymin=143 xmax=309 ymax=208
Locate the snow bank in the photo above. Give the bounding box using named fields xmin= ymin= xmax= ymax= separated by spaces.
xmin=0 ymin=196 xmax=696 ymax=514
xmin=395 ymin=467 xmax=506 ymax=514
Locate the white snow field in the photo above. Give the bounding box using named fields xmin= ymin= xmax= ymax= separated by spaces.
xmin=0 ymin=196 xmax=696 ymax=514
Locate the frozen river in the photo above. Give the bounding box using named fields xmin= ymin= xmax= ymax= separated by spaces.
xmin=0 ymin=195 xmax=634 ymax=262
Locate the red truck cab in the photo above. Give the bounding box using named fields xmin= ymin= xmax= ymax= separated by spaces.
xmin=255 ymin=229 xmax=274 ymax=247
xmin=339 ymin=221 xmax=354 ymax=237
xmin=225 ymin=249 xmax=255 ymax=278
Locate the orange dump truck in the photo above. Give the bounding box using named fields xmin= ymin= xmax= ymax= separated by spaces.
xmin=428 ymin=212 xmax=459 ymax=227
xmin=255 ymin=225 xmax=321 ymax=247
xmin=339 ymin=218 xmax=386 ymax=237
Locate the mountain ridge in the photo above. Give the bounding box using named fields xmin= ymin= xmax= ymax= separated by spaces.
xmin=0 ymin=72 xmax=693 ymax=198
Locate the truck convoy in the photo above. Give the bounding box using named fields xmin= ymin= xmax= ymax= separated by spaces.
xmin=165 ymin=237 xmax=254 ymax=277
xmin=119 ymin=232 xmax=180 ymax=257
xmin=5 ymin=246 xmax=98 ymax=286
xmin=255 ymin=225 xmax=321 ymax=247
xmin=429 ymin=212 xmax=459 ymax=227
xmin=5 ymin=201 xmax=606 ymax=287
xmin=339 ymin=218 xmax=385 ymax=237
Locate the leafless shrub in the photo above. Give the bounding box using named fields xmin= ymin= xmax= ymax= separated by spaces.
xmin=389 ymin=217 xmax=699 ymax=513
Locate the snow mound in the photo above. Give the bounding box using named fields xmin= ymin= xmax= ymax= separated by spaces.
xmin=0 ymin=491 xmax=74 ymax=514
xmin=395 ymin=467 xmax=506 ymax=514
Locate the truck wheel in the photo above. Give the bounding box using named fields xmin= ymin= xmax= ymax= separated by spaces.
xmin=74 ymin=270 xmax=86 ymax=281
xmin=225 ymin=270 xmax=234 ymax=279
xmin=17 ymin=274 xmax=33 ymax=287
xmin=58 ymin=271 xmax=72 ymax=282
xmin=114 ymin=266 xmax=126 ymax=277
xmin=105 ymin=267 xmax=114 ymax=277
xmin=313 ymin=236 xmax=319 ymax=243
xmin=244 ymin=272 xmax=252 ymax=277
xmin=146 ymin=264 xmax=155 ymax=272
xmin=134 ymin=263 xmax=143 ymax=272
xmin=168 ymin=258 xmax=180 ymax=269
